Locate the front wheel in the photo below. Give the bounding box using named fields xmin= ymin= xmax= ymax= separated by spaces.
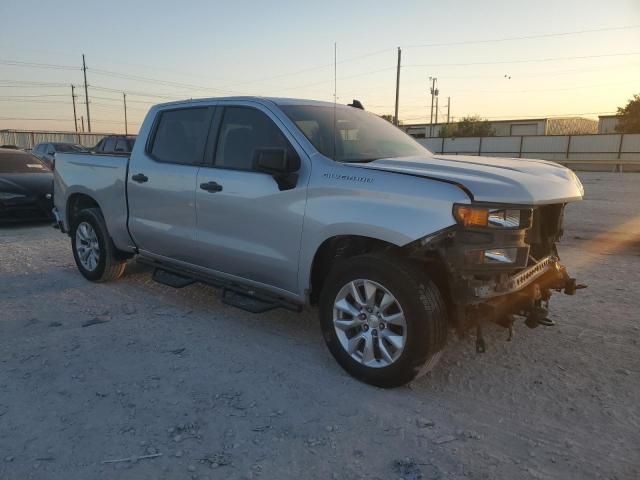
xmin=71 ymin=208 xmax=126 ymax=282
xmin=319 ymin=254 xmax=448 ymax=388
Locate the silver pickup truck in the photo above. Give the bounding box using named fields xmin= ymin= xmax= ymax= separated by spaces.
xmin=53 ymin=97 xmax=584 ymax=387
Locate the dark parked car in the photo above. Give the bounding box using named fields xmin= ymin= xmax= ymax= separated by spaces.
xmin=92 ymin=135 xmax=136 ymax=154
xmin=0 ymin=148 xmax=53 ymax=222
xmin=32 ymin=142 xmax=87 ymax=169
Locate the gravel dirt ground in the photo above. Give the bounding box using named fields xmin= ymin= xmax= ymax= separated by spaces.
xmin=0 ymin=172 xmax=638 ymax=480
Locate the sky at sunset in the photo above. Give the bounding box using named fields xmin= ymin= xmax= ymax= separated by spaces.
xmin=1 ymin=0 xmax=639 ymax=133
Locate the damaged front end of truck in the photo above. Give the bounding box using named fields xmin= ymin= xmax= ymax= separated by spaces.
xmin=406 ymin=203 xmax=586 ymax=352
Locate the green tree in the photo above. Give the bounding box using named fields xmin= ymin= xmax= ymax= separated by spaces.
xmin=615 ymin=94 xmax=640 ymax=133
xmin=438 ymin=116 xmax=495 ymax=138
xmin=380 ymin=114 xmax=403 ymax=126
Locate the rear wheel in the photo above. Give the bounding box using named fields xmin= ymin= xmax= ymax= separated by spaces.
xmin=71 ymin=208 xmax=126 ymax=282
xmin=319 ymin=254 xmax=448 ymax=388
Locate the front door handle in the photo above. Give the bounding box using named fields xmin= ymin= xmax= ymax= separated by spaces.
xmin=131 ymin=173 xmax=149 ymax=183
xmin=200 ymin=181 xmax=223 ymax=193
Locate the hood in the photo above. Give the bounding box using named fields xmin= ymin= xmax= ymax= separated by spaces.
xmin=0 ymin=172 xmax=53 ymax=198
xmin=349 ymin=154 xmax=584 ymax=205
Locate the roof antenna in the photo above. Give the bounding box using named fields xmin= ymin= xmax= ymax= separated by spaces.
xmin=333 ymin=41 xmax=337 ymax=161
xmin=348 ymin=99 xmax=364 ymax=110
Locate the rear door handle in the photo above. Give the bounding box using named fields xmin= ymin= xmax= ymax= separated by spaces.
xmin=200 ymin=181 xmax=223 ymax=192
xmin=131 ymin=173 xmax=148 ymax=183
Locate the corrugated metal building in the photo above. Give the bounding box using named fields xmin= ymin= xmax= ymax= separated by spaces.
xmin=597 ymin=115 xmax=621 ymax=134
xmin=404 ymin=117 xmax=598 ymax=138
xmin=0 ymin=129 xmax=114 ymax=149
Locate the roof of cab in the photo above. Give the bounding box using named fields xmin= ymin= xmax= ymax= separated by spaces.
xmin=151 ymin=96 xmax=345 ymax=110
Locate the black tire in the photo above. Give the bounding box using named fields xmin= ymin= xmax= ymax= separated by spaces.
xmin=70 ymin=208 xmax=126 ymax=282
xmin=319 ymin=254 xmax=448 ymax=388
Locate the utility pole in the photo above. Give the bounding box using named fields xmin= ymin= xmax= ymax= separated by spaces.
xmin=435 ymin=96 xmax=439 ymax=129
xmin=82 ymin=54 xmax=91 ymax=132
xmin=123 ymin=92 xmax=128 ymax=135
xmin=447 ymin=96 xmax=451 ymax=123
xmin=71 ymin=84 xmax=78 ymax=132
xmin=428 ymin=77 xmax=438 ymax=137
xmin=394 ymin=47 xmax=401 ymax=126
xmin=81 ymin=116 xmax=85 ymax=133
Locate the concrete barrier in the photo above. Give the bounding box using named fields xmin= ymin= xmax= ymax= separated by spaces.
xmin=419 ymin=133 xmax=640 ymax=172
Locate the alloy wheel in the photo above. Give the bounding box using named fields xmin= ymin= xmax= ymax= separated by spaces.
xmin=75 ymin=221 xmax=100 ymax=271
xmin=332 ymin=279 xmax=407 ymax=368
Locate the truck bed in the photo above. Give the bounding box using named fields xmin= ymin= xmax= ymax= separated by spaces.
xmin=53 ymin=152 xmax=133 ymax=250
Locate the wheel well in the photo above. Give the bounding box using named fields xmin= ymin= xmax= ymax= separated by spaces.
xmin=309 ymin=236 xmax=454 ymax=321
xmin=309 ymin=235 xmax=398 ymax=304
xmin=67 ymin=193 xmax=100 ymax=229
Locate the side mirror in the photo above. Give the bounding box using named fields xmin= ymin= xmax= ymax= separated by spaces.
xmin=254 ymin=148 xmax=300 ymax=174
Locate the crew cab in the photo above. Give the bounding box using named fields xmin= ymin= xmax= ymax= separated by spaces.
xmin=52 ymin=97 xmax=584 ymax=387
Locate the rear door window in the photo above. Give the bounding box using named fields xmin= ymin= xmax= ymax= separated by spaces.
xmin=103 ymin=137 xmax=117 ymax=153
xmin=115 ymin=139 xmax=128 ymax=152
xmin=149 ymin=108 xmax=212 ymax=165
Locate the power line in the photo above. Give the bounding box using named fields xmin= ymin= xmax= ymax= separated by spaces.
xmin=254 ymin=52 xmax=640 ymax=93
xmin=85 ymin=101 xmax=147 ymax=112
xmin=0 ymin=23 xmax=637 ymax=92
xmin=0 ymin=98 xmax=68 ymax=104
xmin=0 ymin=79 xmax=69 ymax=86
xmin=90 ymin=84 xmax=181 ymax=99
xmin=449 ymin=80 xmax=640 ymax=95
xmin=368 ymin=80 xmax=639 ymax=104
xmin=0 ymin=116 xmax=72 ymax=121
xmin=88 ymin=67 xmax=248 ymax=96
xmin=0 ymin=60 xmax=80 ymax=71
xmin=425 ymin=62 xmax=640 ymax=80
xmin=0 ymin=94 xmax=68 ymax=98
xmin=0 ymin=82 xmax=69 ymax=88
xmin=279 ymin=66 xmax=396 ymax=93
xmin=403 ymin=24 xmax=640 ymax=49
xmin=222 ymin=24 xmax=640 ymax=88
xmin=84 ymin=94 xmax=157 ymax=105
xmin=406 ymin=51 xmax=640 ymax=68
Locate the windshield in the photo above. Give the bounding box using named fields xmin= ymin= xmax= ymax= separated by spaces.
xmin=0 ymin=151 xmax=50 ymax=173
xmin=281 ymin=105 xmax=430 ymax=162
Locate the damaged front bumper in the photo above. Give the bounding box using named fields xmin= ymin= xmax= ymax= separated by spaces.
xmin=468 ymin=255 xmax=569 ymax=300
xmin=461 ymin=255 xmax=584 ymax=352
xmin=407 ymin=203 xmax=585 ymax=351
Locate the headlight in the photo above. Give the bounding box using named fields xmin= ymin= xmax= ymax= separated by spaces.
xmin=453 ymin=205 xmax=531 ymax=229
xmin=488 ymin=209 xmax=521 ymax=228
xmin=0 ymin=192 xmax=26 ymax=200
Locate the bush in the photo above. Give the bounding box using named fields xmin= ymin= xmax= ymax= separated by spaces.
xmin=615 ymin=94 xmax=640 ymax=133
xmin=438 ymin=116 xmax=495 ymax=138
